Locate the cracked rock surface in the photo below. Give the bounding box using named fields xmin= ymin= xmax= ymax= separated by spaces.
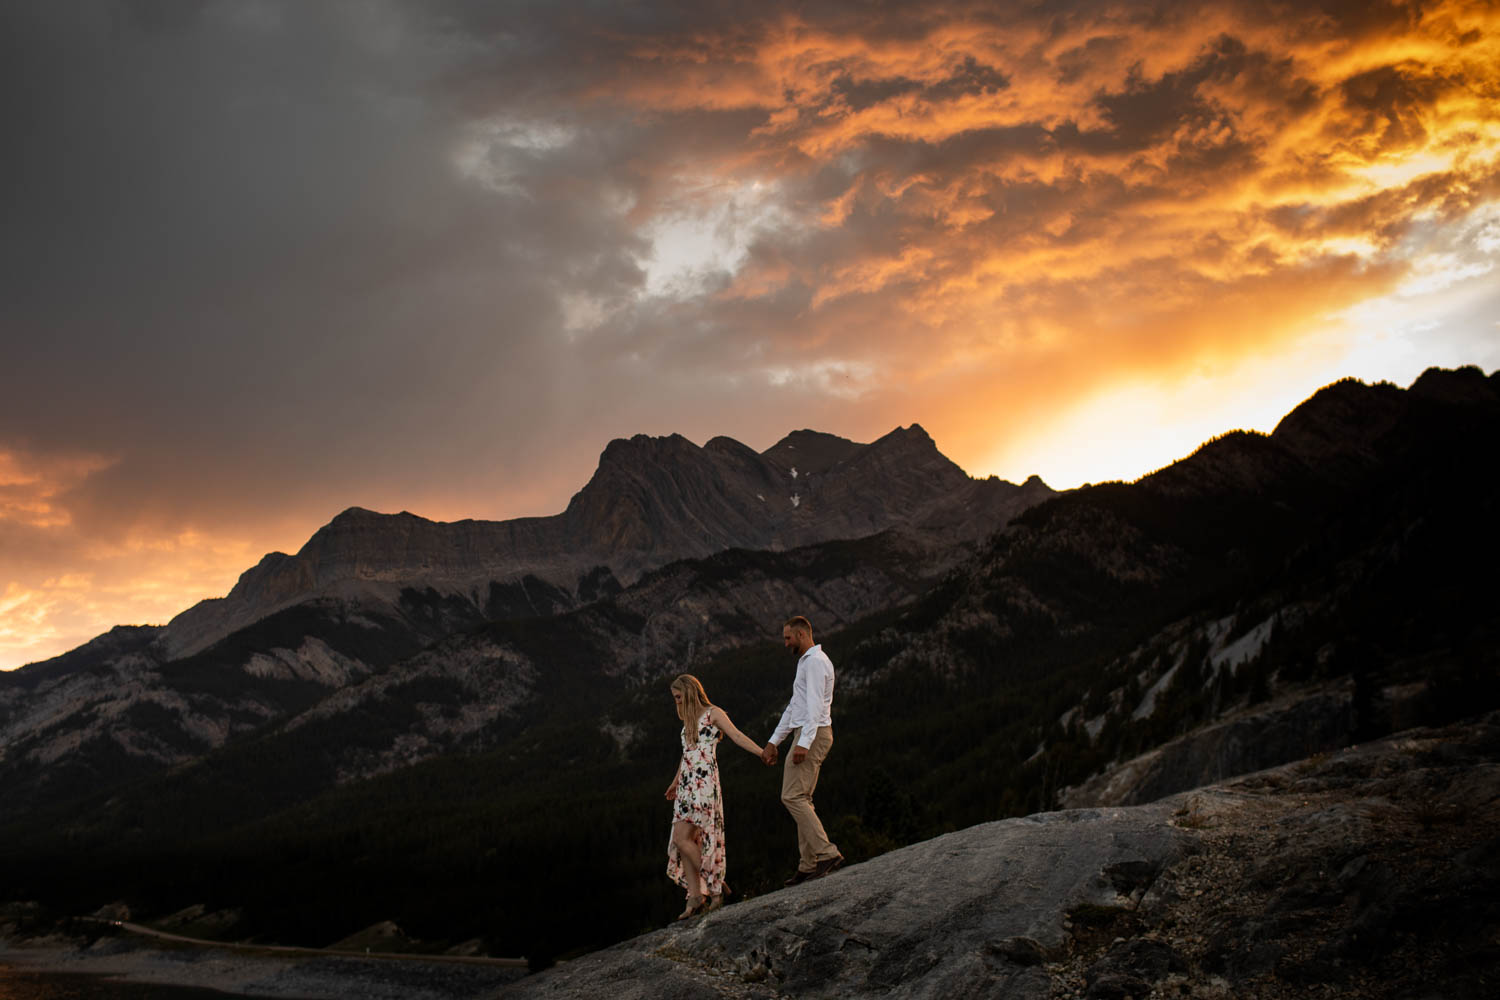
xmin=504 ymin=804 xmax=1190 ymax=999
xmin=503 ymin=714 xmax=1500 ymax=999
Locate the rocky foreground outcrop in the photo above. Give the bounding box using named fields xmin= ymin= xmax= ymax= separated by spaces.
xmin=503 ymin=713 xmax=1500 ymax=1000
xmin=2 ymin=714 xmax=1495 ymax=998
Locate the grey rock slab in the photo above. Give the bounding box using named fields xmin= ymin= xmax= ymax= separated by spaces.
xmin=501 ymin=803 xmax=1191 ymax=999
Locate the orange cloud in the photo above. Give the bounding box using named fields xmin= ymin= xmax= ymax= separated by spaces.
xmin=7 ymin=0 xmax=1499 ymax=669
xmin=540 ymin=0 xmax=1499 ymax=490
xmin=0 ymin=448 xmax=259 ymax=668
xmin=0 ymin=448 xmax=116 ymax=530
xmin=603 ymin=3 xmax=1493 ymax=347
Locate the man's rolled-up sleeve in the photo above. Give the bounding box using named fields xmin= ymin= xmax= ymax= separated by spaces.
xmin=793 ymin=660 xmax=822 ymax=749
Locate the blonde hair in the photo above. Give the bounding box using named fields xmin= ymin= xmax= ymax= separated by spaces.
xmin=671 ymin=674 xmax=714 ymax=745
xmin=784 ymin=615 xmax=813 ymax=637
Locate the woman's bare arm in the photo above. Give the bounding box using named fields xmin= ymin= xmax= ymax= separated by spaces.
xmin=709 ymin=706 xmax=765 ymax=757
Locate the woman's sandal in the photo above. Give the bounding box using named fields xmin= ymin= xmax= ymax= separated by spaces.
xmin=675 ymin=894 xmax=708 ymax=921
xmin=706 ymin=883 xmax=732 ymax=911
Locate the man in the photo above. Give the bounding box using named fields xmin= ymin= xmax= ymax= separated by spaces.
xmin=762 ymin=615 xmax=843 ymax=885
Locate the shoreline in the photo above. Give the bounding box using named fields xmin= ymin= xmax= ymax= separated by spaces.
xmin=0 ymin=927 xmax=529 ymax=999
xmin=0 ymin=959 xmax=242 ymax=998
xmin=82 ymin=918 xmax=528 ymax=969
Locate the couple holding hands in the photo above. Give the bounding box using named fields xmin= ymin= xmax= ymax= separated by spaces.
xmin=664 ymin=615 xmax=844 ymax=920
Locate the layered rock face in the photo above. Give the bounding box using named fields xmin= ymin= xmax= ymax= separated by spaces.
xmin=162 ymin=425 xmax=1048 ymax=659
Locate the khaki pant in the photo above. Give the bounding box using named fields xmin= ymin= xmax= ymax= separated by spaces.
xmin=782 ymin=726 xmax=839 ymax=872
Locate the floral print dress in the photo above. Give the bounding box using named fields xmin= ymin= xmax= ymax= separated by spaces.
xmin=667 ymin=710 xmax=727 ymax=896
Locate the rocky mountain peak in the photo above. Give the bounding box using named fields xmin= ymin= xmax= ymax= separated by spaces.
xmin=1260 ymin=366 xmax=1498 ymax=479
xmin=149 ymin=425 xmax=1039 ymax=661
xmin=702 ymin=435 xmax=760 ymax=459
xmin=890 ymin=421 xmax=933 ymax=442
xmin=326 ymin=505 xmax=387 ymax=524
xmin=596 ymin=433 xmax=701 ymax=467
xmin=1117 ymin=366 xmax=1497 ymax=501
xmin=846 ymin=424 xmax=969 ymax=490
xmin=863 ymin=422 xmax=944 ymax=458
xmin=1269 ymin=376 xmax=1407 ymax=464
xmin=761 ymin=429 xmax=863 ymax=475
xmin=1138 ymin=429 xmax=1302 ymax=498
xmin=299 ymin=508 xmax=434 ymax=568
xmin=1409 ymin=363 xmax=1498 ymax=406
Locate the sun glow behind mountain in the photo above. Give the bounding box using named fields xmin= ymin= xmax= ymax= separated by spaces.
xmin=2 ymin=0 xmax=1499 ymax=669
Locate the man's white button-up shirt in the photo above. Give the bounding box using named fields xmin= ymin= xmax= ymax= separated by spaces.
xmin=769 ymin=643 xmax=835 ymax=750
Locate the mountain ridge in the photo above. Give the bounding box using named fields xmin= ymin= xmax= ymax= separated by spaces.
xmin=0 ymin=424 xmax=1052 ymax=815
xmin=156 ymin=424 xmax=1042 ymax=661
xmin=0 ymin=365 xmax=1495 ymax=975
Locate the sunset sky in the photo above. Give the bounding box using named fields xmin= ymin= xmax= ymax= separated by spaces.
xmin=2 ymin=0 xmax=1498 ymax=669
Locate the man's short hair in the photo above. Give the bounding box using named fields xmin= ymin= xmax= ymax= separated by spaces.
xmin=784 ymin=615 xmax=813 ymax=634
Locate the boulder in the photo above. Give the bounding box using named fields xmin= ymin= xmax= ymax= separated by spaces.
xmin=502 ymin=805 xmax=1190 ymax=999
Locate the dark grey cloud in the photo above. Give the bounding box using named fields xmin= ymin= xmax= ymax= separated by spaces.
xmin=3 ymin=0 xmax=1497 ymax=670
xmin=0 ymin=1 xmax=686 ymax=538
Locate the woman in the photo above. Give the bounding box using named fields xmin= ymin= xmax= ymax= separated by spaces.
xmin=665 ymin=673 xmax=765 ymax=920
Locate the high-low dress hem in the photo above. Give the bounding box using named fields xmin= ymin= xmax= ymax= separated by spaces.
xmin=667 ymin=710 xmax=726 ymax=896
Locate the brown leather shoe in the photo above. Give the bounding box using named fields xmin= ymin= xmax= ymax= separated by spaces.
xmin=784 ymin=868 xmax=813 ymax=886
xmin=807 ymin=854 xmax=845 ymax=879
